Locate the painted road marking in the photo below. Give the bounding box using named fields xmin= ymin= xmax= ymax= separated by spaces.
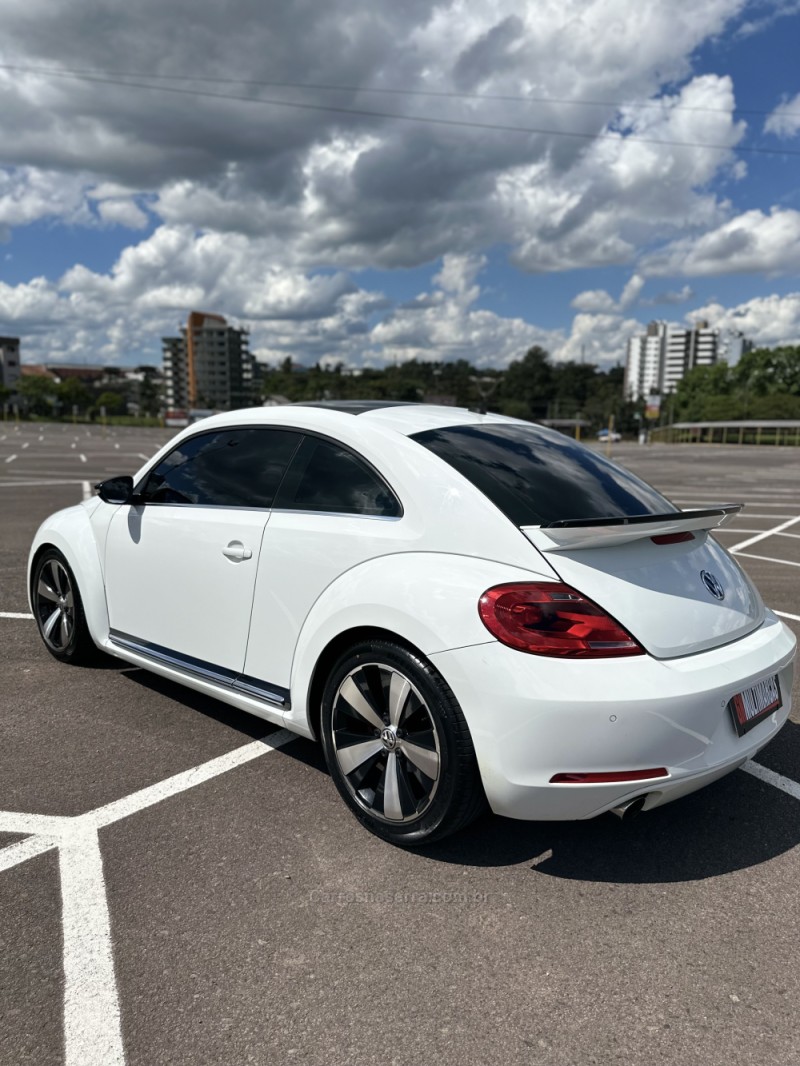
xmin=0 ymin=479 xmax=86 ymax=488
xmin=742 ymin=760 xmax=800 ymax=803
xmin=729 ymin=515 xmax=800 ymax=553
xmin=4 ymin=454 xmax=16 ymax=463
xmin=136 ymin=453 xmax=149 ymax=461
xmin=775 ymin=610 xmax=800 ymax=623
xmin=0 ymin=611 xmax=34 ymax=619
xmin=79 ymin=454 xmax=87 ymax=464
xmin=82 ymin=480 xmax=92 ymax=501
xmin=713 ymin=528 xmax=763 ymax=535
xmin=670 ymin=497 xmax=800 ymax=504
xmin=734 ymin=552 xmax=800 ymax=568
xmin=0 ymin=729 xmax=296 ymax=1066
xmin=21 ymin=441 xmax=29 ymax=449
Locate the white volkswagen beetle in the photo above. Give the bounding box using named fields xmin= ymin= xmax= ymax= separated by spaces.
xmin=28 ymin=402 xmax=795 ymax=844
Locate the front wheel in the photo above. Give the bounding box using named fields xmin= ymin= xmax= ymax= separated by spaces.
xmin=32 ymin=548 xmax=99 ymax=665
xmin=320 ymin=639 xmax=486 ymax=846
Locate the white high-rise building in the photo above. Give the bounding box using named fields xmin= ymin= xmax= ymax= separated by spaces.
xmin=662 ymin=320 xmax=719 ymax=394
xmin=624 ymin=321 xmax=667 ymax=401
xmin=624 ymin=320 xmax=747 ymax=401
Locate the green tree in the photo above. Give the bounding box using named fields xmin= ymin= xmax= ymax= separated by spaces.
xmin=735 ymin=346 xmax=800 ymax=398
xmin=96 ymin=391 xmax=126 ymax=415
xmin=18 ymin=375 xmax=58 ymax=417
xmin=672 ymin=363 xmax=735 ymax=421
xmin=496 ymin=346 xmax=554 ymax=419
xmin=57 ymin=377 xmax=92 ymax=413
xmin=138 ymin=375 xmax=161 ymax=417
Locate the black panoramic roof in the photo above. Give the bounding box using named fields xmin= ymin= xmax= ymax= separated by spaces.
xmin=292 ymin=400 xmax=418 ymax=415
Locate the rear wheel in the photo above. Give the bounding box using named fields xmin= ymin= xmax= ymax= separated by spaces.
xmin=32 ymin=548 xmax=99 ymax=664
xmin=320 ymin=639 xmax=486 ymax=845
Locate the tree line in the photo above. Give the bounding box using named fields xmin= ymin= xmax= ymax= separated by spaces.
xmin=5 ymin=343 xmax=798 ymax=428
xmin=668 ymin=346 xmax=800 ymax=422
xmin=264 ymin=347 xmax=632 ymax=429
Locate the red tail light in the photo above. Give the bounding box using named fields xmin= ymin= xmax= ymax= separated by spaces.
xmin=478 ymin=582 xmax=644 ymax=658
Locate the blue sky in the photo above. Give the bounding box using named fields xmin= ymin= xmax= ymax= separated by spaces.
xmin=1 ymin=0 xmax=799 ymax=369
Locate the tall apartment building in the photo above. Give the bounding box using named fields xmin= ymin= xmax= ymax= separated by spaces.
xmin=662 ymin=320 xmax=719 ymax=394
xmin=162 ymin=312 xmax=258 ymax=410
xmin=624 ymin=321 xmax=742 ymax=402
xmin=624 ymin=321 xmax=667 ymax=402
xmin=0 ymin=336 xmax=21 ymax=393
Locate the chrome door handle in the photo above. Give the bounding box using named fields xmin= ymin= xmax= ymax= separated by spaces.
xmin=222 ymin=541 xmax=253 ymax=562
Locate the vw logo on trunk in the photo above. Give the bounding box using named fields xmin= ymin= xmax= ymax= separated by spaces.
xmin=701 ymin=570 xmax=725 ymax=600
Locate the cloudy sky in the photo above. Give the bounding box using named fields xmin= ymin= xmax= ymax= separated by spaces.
xmin=1 ymin=0 xmax=799 ymax=370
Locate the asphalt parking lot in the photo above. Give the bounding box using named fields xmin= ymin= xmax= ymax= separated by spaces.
xmin=1 ymin=421 xmax=798 ymax=1066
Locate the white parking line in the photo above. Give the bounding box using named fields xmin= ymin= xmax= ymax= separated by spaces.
xmin=4 ymin=454 xmax=16 ymax=464
xmin=742 ymin=760 xmax=800 ymax=802
xmin=0 ymin=480 xmax=86 ymax=488
xmin=713 ymin=528 xmax=763 ymax=535
xmin=729 ymin=515 xmax=800 ymax=553
xmin=0 ymin=729 xmax=296 ymax=1066
xmin=21 ymin=441 xmax=29 ymax=449
xmin=0 ymin=611 xmax=33 ymax=619
xmin=82 ymin=480 xmax=92 ymax=501
xmin=79 ymin=454 xmax=87 ymax=464
xmin=775 ymin=610 xmax=800 ymax=623
xmin=734 ymin=551 xmax=800 ymax=568
xmin=671 ymin=498 xmax=800 ymax=505
xmin=61 ymin=829 xmax=125 ymax=1066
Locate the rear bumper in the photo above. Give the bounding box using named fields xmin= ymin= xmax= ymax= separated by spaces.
xmin=430 ymin=612 xmax=796 ymax=821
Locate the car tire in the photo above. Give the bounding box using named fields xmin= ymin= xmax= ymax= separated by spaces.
xmin=32 ymin=548 xmax=100 ymax=665
xmin=320 ymin=639 xmax=487 ymax=846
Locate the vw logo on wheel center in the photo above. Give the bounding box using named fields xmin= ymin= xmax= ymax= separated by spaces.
xmin=380 ymin=726 xmax=398 ymax=751
xmin=701 ymin=570 xmax=725 ymax=601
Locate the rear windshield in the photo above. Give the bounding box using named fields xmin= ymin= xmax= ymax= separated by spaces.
xmin=411 ymin=423 xmax=677 ymax=527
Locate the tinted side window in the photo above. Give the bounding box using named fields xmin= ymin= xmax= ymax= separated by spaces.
xmin=274 ymin=437 xmax=401 ymax=516
xmin=141 ymin=428 xmax=302 ymax=507
xmin=411 ymin=423 xmax=676 ymax=526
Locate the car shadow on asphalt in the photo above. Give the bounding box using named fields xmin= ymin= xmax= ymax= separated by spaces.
xmin=121 ymin=665 xmax=800 ymax=885
xmin=424 ymin=724 xmax=800 ymax=883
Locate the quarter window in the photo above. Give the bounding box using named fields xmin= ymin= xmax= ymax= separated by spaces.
xmin=274 ymin=437 xmax=401 ymax=516
xmin=140 ymin=428 xmax=302 ymax=507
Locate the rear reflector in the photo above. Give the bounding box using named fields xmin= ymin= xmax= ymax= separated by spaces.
xmin=550 ymin=768 xmax=669 ymax=784
xmin=478 ymin=582 xmax=644 ymax=658
xmin=651 ymin=531 xmax=695 ymax=545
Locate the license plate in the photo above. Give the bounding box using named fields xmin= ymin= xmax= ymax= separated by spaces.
xmin=728 ymin=674 xmax=781 ymax=736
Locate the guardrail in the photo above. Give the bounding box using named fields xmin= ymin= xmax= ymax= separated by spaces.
xmin=650 ymin=420 xmax=800 ymax=445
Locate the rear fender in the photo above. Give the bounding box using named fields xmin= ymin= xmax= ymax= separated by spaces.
xmin=285 ymin=552 xmax=550 ymax=737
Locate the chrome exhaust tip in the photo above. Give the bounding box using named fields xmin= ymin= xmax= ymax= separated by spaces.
xmin=610 ymin=795 xmax=647 ymax=821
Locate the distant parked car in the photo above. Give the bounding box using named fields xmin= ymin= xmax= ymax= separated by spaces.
xmin=597 ymin=428 xmax=622 ymax=442
xmin=28 ymin=402 xmax=795 ymax=845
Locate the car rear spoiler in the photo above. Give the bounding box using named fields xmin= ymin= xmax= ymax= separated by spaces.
xmin=522 ymin=504 xmax=743 ymax=551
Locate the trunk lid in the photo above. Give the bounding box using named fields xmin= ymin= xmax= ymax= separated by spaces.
xmin=523 ymin=511 xmax=764 ymax=659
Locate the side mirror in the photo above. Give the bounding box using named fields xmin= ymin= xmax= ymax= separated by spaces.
xmin=96 ymin=476 xmax=136 ymax=505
